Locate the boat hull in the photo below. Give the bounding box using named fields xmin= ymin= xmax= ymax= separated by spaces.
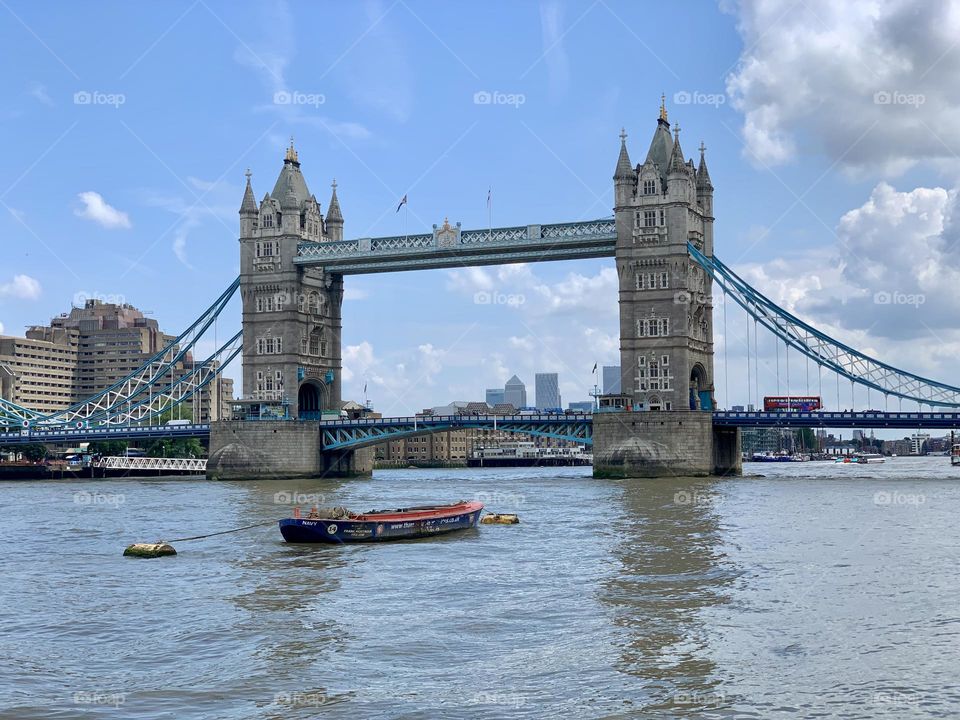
xmin=279 ymin=503 xmax=483 ymax=544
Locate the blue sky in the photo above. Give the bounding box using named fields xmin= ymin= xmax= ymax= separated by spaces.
xmin=2 ymin=0 xmax=959 ymax=416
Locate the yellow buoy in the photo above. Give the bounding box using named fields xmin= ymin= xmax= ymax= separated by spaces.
xmin=480 ymin=513 xmax=520 ymax=525
xmin=123 ymin=543 xmax=177 ymax=558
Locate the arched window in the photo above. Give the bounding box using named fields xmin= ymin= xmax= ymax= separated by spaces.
xmin=309 ymin=327 xmax=324 ymax=356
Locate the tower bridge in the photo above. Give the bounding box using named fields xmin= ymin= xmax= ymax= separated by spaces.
xmin=7 ymin=99 xmax=960 ymax=479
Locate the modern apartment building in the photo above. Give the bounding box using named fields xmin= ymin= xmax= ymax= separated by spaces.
xmin=0 ymin=299 xmax=233 ymax=421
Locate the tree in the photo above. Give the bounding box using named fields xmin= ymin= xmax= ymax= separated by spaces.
xmin=146 ymin=438 xmax=205 ymax=458
xmin=794 ymin=428 xmax=816 ymax=451
xmin=154 ymin=402 xmax=194 ymax=425
xmin=19 ymin=444 xmax=47 ymax=462
xmin=89 ymin=440 xmax=128 ymax=456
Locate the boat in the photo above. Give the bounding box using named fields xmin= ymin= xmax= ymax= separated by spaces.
xmin=834 ymin=453 xmax=886 ymax=464
xmin=952 ymin=444 xmax=960 ymax=466
xmin=279 ymin=500 xmax=484 ymax=543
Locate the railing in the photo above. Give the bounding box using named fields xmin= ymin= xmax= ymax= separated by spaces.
xmin=95 ymin=456 xmax=207 ymax=471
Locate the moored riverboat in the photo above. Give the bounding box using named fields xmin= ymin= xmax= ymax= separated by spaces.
xmin=279 ymin=500 xmax=483 ymax=543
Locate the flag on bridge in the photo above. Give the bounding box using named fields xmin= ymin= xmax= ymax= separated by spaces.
xmin=396 ymin=194 xmax=407 ymax=212
xmin=486 ymin=187 xmax=491 ymax=211
xmin=592 ymin=363 xmax=597 ymax=373
xmin=363 ymin=382 xmax=367 ymax=394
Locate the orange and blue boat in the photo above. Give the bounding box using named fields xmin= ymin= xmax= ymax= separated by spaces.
xmin=279 ymin=500 xmax=483 ymax=544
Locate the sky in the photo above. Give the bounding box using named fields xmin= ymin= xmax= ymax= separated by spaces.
xmin=1 ymin=0 xmax=959 ymax=417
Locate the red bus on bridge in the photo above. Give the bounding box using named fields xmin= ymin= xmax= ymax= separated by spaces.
xmin=763 ymin=396 xmax=822 ymax=412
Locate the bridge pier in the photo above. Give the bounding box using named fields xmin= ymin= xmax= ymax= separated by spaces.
xmin=206 ymin=421 xmax=374 ymax=480
xmin=592 ymin=411 xmax=740 ymax=478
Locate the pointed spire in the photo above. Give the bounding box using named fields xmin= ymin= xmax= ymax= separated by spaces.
xmin=327 ymin=178 xmax=343 ymax=222
xmin=669 ymin=123 xmax=688 ymax=173
xmin=697 ymin=140 xmax=713 ymax=190
xmin=614 ymin=127 xmax=634 ymax=181
xmin=240 ymin=168 xmax=257 ymax=214
xmin=284 ymin=136 xmax=299 ymax=164
xmin=659 ymin=93 xmax=668 ymax=122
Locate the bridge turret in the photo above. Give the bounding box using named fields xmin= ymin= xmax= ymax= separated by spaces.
xmin=613 ymin=128 xmax=636 ymax=207
xmin=326 ymin=179 xmax=344 ymax=242
xmin=697 ymin=143 xmax=714 ymax=257
xmin=239 ymin=169 xmax=258 ymax=237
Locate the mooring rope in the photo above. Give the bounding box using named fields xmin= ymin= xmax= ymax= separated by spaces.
xmin=160 ymin=520 xmax=276 ymax=544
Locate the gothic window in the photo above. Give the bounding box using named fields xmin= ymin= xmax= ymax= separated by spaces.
xmin=638 ymin=356 xmax=646 ymax=367
xmin=256 ymin=338 xmax=265 ymax=355
xmin=644 ymin=211 xmax=657 ymax=228
xmin=308 ymin=292 xmax=320 ymax=314
xmin=659 ymin=272 xmax=669 ymax=289
xmin=297 ymin=293 xmax=305 ymax=313
xmin=300 ymin=337 xmax=308 ymax=355
xmin=643 ymin=179 xmax=656 ymax=195
xmin=309 ymin=327 xmax=324 ymax=356
xmin=276 ymin=337 xmax=282 ymax=354
xmin=635 ymin=272 xmax=643 ymax=290
xmin=276 ymin=293 xmax=286 ymax=310
xmin=647 ymin=272 xmax=655 ymax=288
xmin=255 ymin=297 xmax=263 ymax=313
xmin=262 ymin=213 xmax=274 ymax=228
xmin=265 ymin=295 xmax=275 ymax=312
xmin=659 ymin=210 xmax=665 ymax=226
xmin=275 ymin=370 xmax=283 ymax=388
xmin=265 ymin=337 xmax=275 ymax=354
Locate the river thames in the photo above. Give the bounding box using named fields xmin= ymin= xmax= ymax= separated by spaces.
xmin=1 ymin=458 xmax=958 ymax=718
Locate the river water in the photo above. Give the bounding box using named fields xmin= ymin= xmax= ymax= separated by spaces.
xmin=1 ymin=458 xmax=958 ymax=719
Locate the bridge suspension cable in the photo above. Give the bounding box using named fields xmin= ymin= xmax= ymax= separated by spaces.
xmin=694 ymin=244 xmax=960 ymax=408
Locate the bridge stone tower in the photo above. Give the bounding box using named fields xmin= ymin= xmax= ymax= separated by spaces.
xmin=238 ymin=141 xmax=343 ymax=418
xmin=594 ymin=100 xmax=740 ymax=478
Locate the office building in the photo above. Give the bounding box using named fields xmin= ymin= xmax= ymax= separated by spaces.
xmin=535 ymin=373 xmax=561 ymax=410
xmin=503 ymin=374 xmax=527 ymax=409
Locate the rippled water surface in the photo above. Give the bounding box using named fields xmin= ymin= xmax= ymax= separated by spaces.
xmin=2 ymin=458 xmax=959 ymax=718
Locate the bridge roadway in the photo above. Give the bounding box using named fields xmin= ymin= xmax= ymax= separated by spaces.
xmin=3 ymin=411 xmax=960 ymax=446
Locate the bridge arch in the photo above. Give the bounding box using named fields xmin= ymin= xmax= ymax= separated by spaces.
xmin=298 ymin=379 xmax=325 ymax=417
xmin=690 ymin=363 xmax=708 ymax=410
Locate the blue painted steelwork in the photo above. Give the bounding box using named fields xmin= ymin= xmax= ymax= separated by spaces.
xmin=714 ymin=410 xmax=960 ymax=429
xmin=0 ymin=423 xmax=211 ymax=445
xmin=690 ymin=243 xmax=960 ymax=408
xmin=318 ymin=413 xmax=594 ymax=451
xmin=295 ymin=219 xmax=616 ymax=274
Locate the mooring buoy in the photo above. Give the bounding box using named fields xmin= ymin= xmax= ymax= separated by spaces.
xmin=123 ymin=542 xmax=177 ymax=558
xmin=480 ymin=513 xmax=520 ymax=525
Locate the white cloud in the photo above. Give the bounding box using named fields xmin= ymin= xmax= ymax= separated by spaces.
xmin=735 ymin=181 xmax=960 ymax=384
xmin=539 ymin=1 xmax=571 ymax=99
xmin=75 ymin=191 xmax=131 ymax=229
xmin=0 ymin=274 xmax=42 ymax=300
xmin=0 ymin=321 xmax=4 ymax=334
xmin=726 ymin=0 xmax=960 ymax=173
xmin=28 ymin=83 xmax=53 ymax=107
xmin=344 ymin=287 xmax=368 ymax=301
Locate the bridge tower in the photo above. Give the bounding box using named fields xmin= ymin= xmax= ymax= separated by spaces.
xmin=594 ymin=99 xmax=739 ymax=477
xmin=238 ymin=141 xmax=343 ymax=418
